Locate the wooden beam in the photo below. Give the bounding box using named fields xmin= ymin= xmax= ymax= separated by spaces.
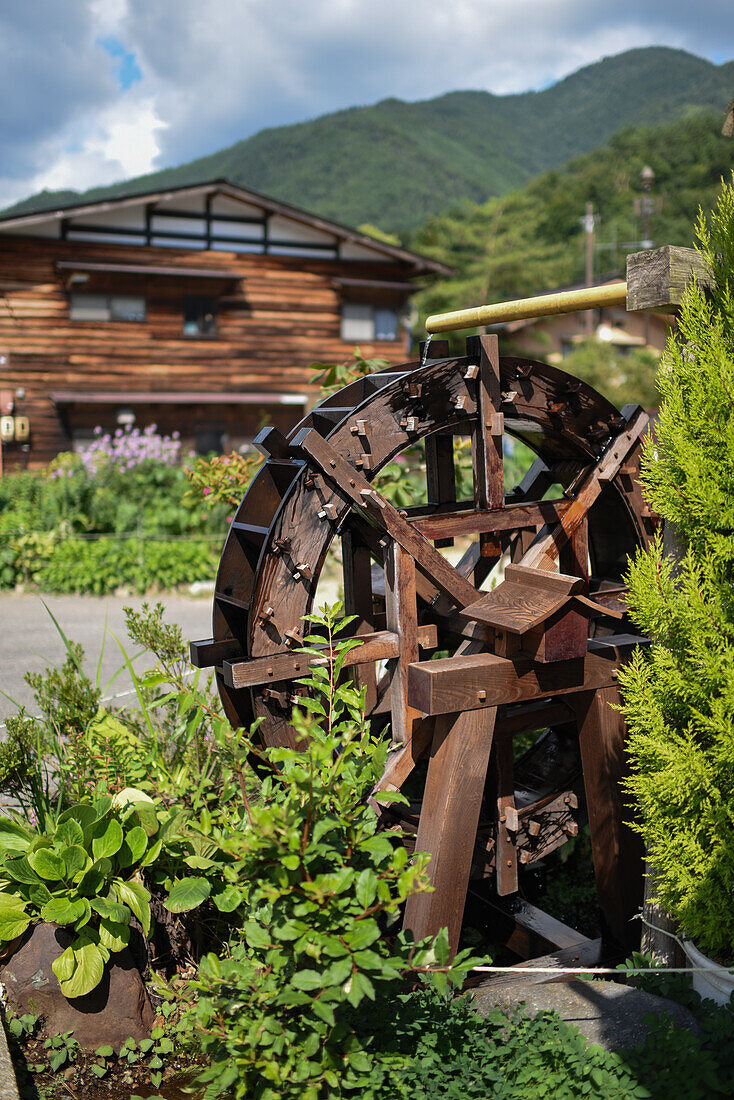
xmin=411 ymin=499 xmax=570 ymax=540
xmin=425 ymin=433 xmax=456 ymax=549
xmin=572 ymin=685 xmax=643 ymax=952
xmin=625 ymin=245 xmax=713 ymax=314
xmin=521 ymin=408 xmax=649 ymax=570
xmin=189 ymin=636 xmax=243 ymax=669
xmin=407 ymin=637 xmax=642 ymax=716
xmin=342 ymin=528 xmax=378 ymax=712
xmin=403 ymin=707 xmax=497 ymax=955
xmin=494 ymin=735 xmax=519 ymax=896
xmin=468 ymin=334 xmax=504 ymax=512
xmin=482 ymin=897 xmax=591 ymax=957
xmin=293 ymin=426 xmax=478 ymax=608
xmin=223 ymin=625 xmax=437 ymax=689
xmin=385 ymin=540 xmax=420 ymax=744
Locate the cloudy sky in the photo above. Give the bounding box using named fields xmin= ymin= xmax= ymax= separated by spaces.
xmin=2 ymin=0 xmax=734 ymax=209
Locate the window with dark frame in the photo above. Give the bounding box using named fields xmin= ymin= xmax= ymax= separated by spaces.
xmin=69 ymin=291 xmax=147 ymax=322
xmin=340 ymin=302 xmax=399 ymax=342
xmin=183 ymin=295 xmax=217 ymax=337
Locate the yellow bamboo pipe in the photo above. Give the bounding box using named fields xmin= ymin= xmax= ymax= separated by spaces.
xmin=425 ymin=281 xmax=628 ymax=334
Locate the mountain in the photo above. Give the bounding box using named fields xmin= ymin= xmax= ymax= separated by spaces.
xmin=4 ymin=47 xmax=734 ymax=234
xmin=409 ymin=112 xmax=734 ymax=335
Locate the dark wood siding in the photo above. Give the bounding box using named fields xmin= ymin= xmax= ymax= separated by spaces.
xmin=0 ymin=234 xmax=418 ymax=468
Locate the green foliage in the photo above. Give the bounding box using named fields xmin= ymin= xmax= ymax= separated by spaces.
xmin=186 ymin=449 xmax=264 ymax=511
xmin=619 ymin=175 xmax=734 ymax=959
xmin=5 ymin=48 xmax=733 ymax=234
xmin=560 ymin=340 xmax=660 ymax=409
xmin=35 ymin=534 xmax=219 ymax=595
xmin=0 ymin=791 xmax=161 ymax=997
xmin=412 ymin=113 xmax=734 ymax=334
xmin=0 ymin=428 xmax=227 ymax=593
xmin=310 ymin=347 xmax=389 ymax=395
xmin=43 ymin=1030 xmax=80 ymax=1074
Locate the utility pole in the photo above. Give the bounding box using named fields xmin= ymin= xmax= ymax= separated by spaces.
xmin=583 ymin=202 xmax=596 ymax=336
xmin=640 ymin=165 xmax=656 ymax=249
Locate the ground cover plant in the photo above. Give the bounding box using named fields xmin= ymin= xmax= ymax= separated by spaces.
xmin=618 ymin=175 xmax=734 ymax=961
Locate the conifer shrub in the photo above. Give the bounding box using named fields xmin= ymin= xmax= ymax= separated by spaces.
xmin=619 ymin=175 xmax=734 ymax=960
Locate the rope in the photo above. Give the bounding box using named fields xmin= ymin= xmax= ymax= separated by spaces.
xmin=471 ymin=915 xmax=734 ymax=976
xmin=470 ymin=965 xmax=733 ymax=975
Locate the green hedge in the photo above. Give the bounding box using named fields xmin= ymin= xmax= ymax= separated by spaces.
xmin=34 ymin=537 xmax=220 ymax=595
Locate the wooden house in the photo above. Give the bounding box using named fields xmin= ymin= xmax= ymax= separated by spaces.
xmin=0 ymin=180 xmax=448 ymax=470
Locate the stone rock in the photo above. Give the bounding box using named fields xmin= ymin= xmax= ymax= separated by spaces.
xmin=0 ymin=922 xmax=154 ymax=1051
xmin=472 ymin=978 xmax=700 ymax=1051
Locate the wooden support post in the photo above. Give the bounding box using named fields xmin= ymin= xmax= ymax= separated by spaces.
xmin=342 ymin=528 xmax=378 ymax=712
xmin=560 ymin=516 xmax=589 ymax=582
xmin=573 ymin=684 xmax=643 ymax=951
xmin=384 ymin=540 xmax=420 ymax=744
xmin=468 ymin=334 xmax=504 ymax=513
xmin=403 ymin=707 xmax=497 ymax=955
xmin=425 ymin=433 xmax=456 ymax=548
xmin=494 ymin=735 xmax=519 ymax=896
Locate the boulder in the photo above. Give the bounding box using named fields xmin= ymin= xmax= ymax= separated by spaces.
xmin=0 ymin=922 xmax=154 ymax=1051
xmin=472 ymin=978 xmax=700 ymax=1051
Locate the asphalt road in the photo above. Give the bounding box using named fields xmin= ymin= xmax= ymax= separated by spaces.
xmin=0 ymin=592 xmax=213 ymax=727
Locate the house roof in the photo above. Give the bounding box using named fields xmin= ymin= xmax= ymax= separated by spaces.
xmin=0 ymin=178 xmax=450 ymax=277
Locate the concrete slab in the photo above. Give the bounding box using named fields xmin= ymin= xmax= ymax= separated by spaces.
xmin=472 ymin=978 xmax=700 ymax=1051
xmin=0 ymin=1017 xmax=20 ymax=1100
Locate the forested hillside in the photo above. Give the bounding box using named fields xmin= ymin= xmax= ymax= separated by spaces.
xmin=410 ymin=113 xmax=734 ymax=327
xmin=4 ymin=47 xmax=733 ymax=234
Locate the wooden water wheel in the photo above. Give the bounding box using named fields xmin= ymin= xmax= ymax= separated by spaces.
xmin=191 ymin=333 xmax=657 ymax=964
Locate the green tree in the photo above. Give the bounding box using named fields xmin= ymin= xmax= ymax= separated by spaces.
xmin=618 ymin=175 xmax=734 ymax=960
xmin=560 ymin=340 xmax=660 ymax=409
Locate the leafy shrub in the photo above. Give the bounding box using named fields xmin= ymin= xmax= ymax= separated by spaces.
xmin=0 ymin=422 xmax=229 ymax=592
xmin=0 ymin=790 xmax=163 ymax=997
xmin=619 ymin=177 xmax=734 ymax=959
xmin=37 ymin=536 xmax=218 ymax=595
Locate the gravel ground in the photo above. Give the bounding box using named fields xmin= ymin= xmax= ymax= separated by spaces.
xmin=0 ymin=591 xmax=213 ymax=727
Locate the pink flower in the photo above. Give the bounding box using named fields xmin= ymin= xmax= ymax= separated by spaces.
xmin=203 ymin=487 xmax=212 ymax=495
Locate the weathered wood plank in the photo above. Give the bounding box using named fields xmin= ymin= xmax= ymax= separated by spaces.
xmin=342 ymin=528 xmax=378 ymax=712
xmin=385 ymin=540 xmax=420 ymax=744
xmin=408 ymin=637 xmax=642 ymax=716
xmin=468 ymin=334 xmax=504 ymax=512
xmin=494 ymin=735 xmax=519 ymax=896
xmin=411 ymin=499 xmax=571 ymax=540
xmin=189 ymin=636 xmax=243 ymax=668
xmin=223 ymin=624 xmax=437 ymax=688
xmin=572 ymin=684 xmax=643 ymax=951
xmin=403 ymin=707 xmax=497 ymax=955
xmin=626 ymin=244 xmax=713 ymax=314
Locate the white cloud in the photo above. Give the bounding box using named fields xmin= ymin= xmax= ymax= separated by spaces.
xmin=0 ymin=0 xmax=733 ymax=208
xmin=0 ymin=95 xmax=165 ymax=208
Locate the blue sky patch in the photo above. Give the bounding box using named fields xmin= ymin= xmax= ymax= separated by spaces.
xmin=98 ymin=36 xmax=142 ymax=91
